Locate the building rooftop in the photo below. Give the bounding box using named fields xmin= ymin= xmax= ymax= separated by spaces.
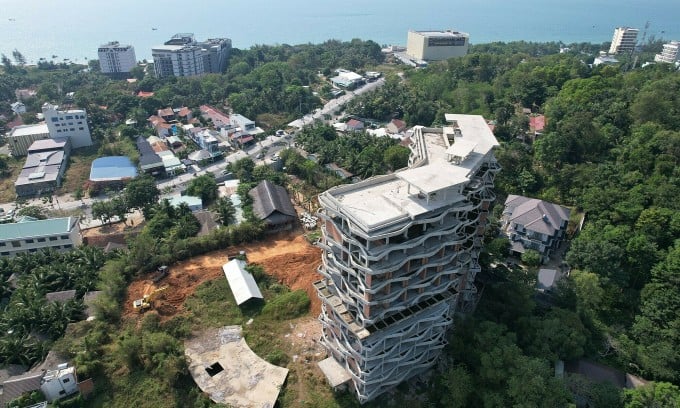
xmin=0 ymin=217 xmax=77 ymax=241
xmin=411 ymin=29 xmax=469 ymax=37
xmin=27 ymin=138 xmax=68 ymax=153
xmin=89 ymin=156 xmax=138 ymax=182
xmin=168 ymin=195 xmax=203 ymax=209
xmin=504 ymin=195 xmax=570 ymax=236
xmin=323 ymin=115 xmax=499 ymax=232
xmin=222 ymin=260 xmax=263 ymax=305
xmin=8 ymin=123 xmax=49 ymax=137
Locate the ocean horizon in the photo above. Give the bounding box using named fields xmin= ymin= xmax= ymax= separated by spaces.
xmin=1 ymin=0 xmax=679 ymax=64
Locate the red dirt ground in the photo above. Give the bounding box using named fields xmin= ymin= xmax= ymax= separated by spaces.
xmin=122 ymin=231 xmax=323 ymax=321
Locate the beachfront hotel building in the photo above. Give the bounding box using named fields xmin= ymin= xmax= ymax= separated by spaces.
xmin=406 ymin=29 xmax=469 ymax=61
xmin=152 ymin=33 xmax=231 ymax=78
xmin=654 ymin=41 xmax=680 ymax=64
xmin=609 ymin=27 xmax=639 ymax=54
xmin=315 ymin=114 xmax=500 ymax=402
xmin=97 ymin=41 xmax=137 ymax=77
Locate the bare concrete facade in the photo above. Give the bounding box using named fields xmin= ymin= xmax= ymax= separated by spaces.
xmin=315 ymin=114 xmax=500 ymax=402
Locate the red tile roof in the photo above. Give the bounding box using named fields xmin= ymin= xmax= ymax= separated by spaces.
xmin=346 ymin=119 xmax=364 ymax=129
xmin=529 ymin=115 xmax=546 ymax=132
xmin=137 ymin=91 xmax=154 ymax=98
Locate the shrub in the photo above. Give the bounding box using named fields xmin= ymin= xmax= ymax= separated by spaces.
xmin=261 ymin=290 xmax=310 ymax=320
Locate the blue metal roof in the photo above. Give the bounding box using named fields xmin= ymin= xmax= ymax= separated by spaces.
xmin=89 ymin=156 xmax=138 ymax=182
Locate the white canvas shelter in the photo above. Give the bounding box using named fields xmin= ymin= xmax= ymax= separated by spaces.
xmin=222 ymin=259 xmax=263 ymax=305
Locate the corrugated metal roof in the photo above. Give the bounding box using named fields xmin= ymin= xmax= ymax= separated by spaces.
xmin=46 ymin=289 xmax=76 ymax=303
xmin=222 ymin=260 xmax=263 ymax=305
xmin=0 ymin=372 xmax=43 ymax=406
xmin=0 ymin=217 xmax=76 ymax=241
xmin=248 ymin=180 xmax=296 ymax=223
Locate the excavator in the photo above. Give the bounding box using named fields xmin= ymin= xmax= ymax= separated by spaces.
xmin=132 ymin=286 xmax=168 ymax=312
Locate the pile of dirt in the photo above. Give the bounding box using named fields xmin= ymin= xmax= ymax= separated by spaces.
xmin=122 ymin=231 xmax=323 ymax=321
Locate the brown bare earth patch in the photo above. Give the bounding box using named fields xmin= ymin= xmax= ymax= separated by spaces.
xmin=122 ymin=231 xmax=322 ymax=321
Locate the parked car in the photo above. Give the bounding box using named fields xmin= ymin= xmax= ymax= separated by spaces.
xmin=256 ymin=152 xmax=264 ymax=159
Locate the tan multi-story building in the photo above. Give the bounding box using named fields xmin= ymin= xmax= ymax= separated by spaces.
xmin=5 ymin=123 xmax=50 ymax=157
xmin=609 ymin=27 xmax=639 ymax=54
xmin=406 ymin=29 xmax=469 ymax=61
xmin=315 ymin=114 xmax=500 ymax=403
xmin=654 ymin=41 xmax=680 ymax=64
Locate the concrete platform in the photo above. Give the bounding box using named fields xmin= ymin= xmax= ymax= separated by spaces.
xmin=185 ymin=326 xmax=288 ymax=408
xmin=318 ymin=357 xmax=352 ymax=388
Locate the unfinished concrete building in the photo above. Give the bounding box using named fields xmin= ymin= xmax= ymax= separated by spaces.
xmin=315 ymin=114 xmax=500 ymax=402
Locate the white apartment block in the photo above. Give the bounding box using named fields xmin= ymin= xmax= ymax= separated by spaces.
xmin=406 ymin=29 xmax=469 ymax=61
xmin=609 ymin=27 xmax=639 ymax=54
xmin=152 ymin=33 xmax=231 ymax=78
xmin=0 ymin=217 xmax=82 ymax=257
xmin=98 ymin=41 xmax=137 ymax=75
xmin=315 ymin=114 xmax=500 ymax=402
xmin=42 ymin=103 xmax=93 ymax=149
xmin=654 ymin=41 xmax=680 ymax=64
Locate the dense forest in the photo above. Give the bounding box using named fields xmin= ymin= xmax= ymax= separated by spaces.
xmin=1 ymin=38 xmax=679 ymax=406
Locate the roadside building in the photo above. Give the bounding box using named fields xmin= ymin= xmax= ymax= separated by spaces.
xmin=200 ymin=104 xmax=230 ymax=128
xmin=136 ymin=136 xmax=165 ymax=176
xmin=406 ymin=29 xmax=469 ymax=61
xmin=502 ymin=195 xmax=570 ymax=263
xmin=330 ymin=69 xmax=364 ymax=89
xmin=97 ymin=41 xmax=137 ymax=78
xmin=6 ymin=123 xmax=50 ymax=157
xmin=248 ymin=180 xmax=296 ymax=232
xmin=15 ymin=139 xmax=71 ymax=197
xmin=89 ymin=156 xmax=138 ymax=189
xmin=168 ymin=195 xmax=203 ymax=212
xmin=0 ymin=217 xmax=82 ymax=257
xmin=42 ymin=103 xmax=93 ymax=149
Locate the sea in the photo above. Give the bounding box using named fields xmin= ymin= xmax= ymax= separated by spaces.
xmin=1 ymin=0 xmax=679 ymax=64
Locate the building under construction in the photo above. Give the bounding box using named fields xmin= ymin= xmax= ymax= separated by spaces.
xmin=315 ymin=114 xmax=500 ymax=402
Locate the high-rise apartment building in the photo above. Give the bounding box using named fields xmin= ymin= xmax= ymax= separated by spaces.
xmin=654 ymin=41 xmax=680 ymax=64
xmin=609 ymin=27 xmax=639 ymax=54
xmin=406 ymin=29 xmax=469 ymax=61
xmin=315 ymin=114 xmax=500 ymax=403
xmin=97 ymin=41 xmax=137 ymax=77
xmin=42 ymin=103 xmax=93 ymax=149
xmin=152 ymin=33 xmax=231 ymax=78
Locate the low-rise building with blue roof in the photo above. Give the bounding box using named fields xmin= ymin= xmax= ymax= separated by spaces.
xmin=89 ymin=156 xmax=138 ymax=189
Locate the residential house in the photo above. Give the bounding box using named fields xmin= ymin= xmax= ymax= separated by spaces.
xmin=0 ymin=217 xmax=82 ymax=257
xmin=136 ymin=136 xmax=165 ymax=176
xmin=502 ymin=195 xmax=570 ymax=263
xmin=386 ymin=118 xmax=407 ymax=134
xmin=11 ymin=101 xmax=26 ymax=115
xmin=346 ymin=119 xmax=364 ymax=132
xmin=168 ymin=195 xmax=203 ymax=212
xmin=248 ymin=180 xmax=296 ymax=232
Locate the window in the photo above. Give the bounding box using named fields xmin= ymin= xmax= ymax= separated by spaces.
xmin=1 ymin=252 xmax=9 ymax=256
xmin=37 ymin=238 xmax=46 ymax=242
xmin=0 ymin=242 xmax=5 ymax=246
xmin=79 ymin=127 xmax=84 ymax=130
xmin=60 ymin=235 xmax=69 ymax=240
xmin=11 ymin=241 xmax=21 ymax=248
xmin=25 ymin=239 xmax=34 ymax=244
xmin=49 ymin=236 xmax=57 ymax=241
xmin=70 ymin=128 xmax=75 ymax=131
xmin=59 ymin=390 xmax=66 ymax=396
xmin=63 ymin=244 xmax=73 ymax=249
xmin=65 ymin=115 xmax=73 ymax=120
xmin=62 ymin=378 xmax=70 ymax=383
xmin=57 ymin=130 xmax=62 ymax=133
xmin=28 ymin=248 xmax=37 ymax=253
xmin=51 ymin=117 xmax=58 ymax=122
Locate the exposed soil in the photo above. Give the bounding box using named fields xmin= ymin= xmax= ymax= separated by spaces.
xmin=122 ymin=231 xmax=323 ymax=321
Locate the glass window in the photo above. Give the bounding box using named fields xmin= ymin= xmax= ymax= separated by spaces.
xmin=1 ymin=252 xmax=9 ymax=256
xmin=37 ymin=238 xmax=46 ymax=242
xmin=25 ymin=239 xmax=34 ymax=244
xmin=51 ymin=117 xmax=58 ymax=122
xmin=60 ymin=235 xmax=69 ymax=240
xmin=49 ymin=236 xmax=58 ymax=241
xmin=11 ymin=241 xmax=21 ymax=248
